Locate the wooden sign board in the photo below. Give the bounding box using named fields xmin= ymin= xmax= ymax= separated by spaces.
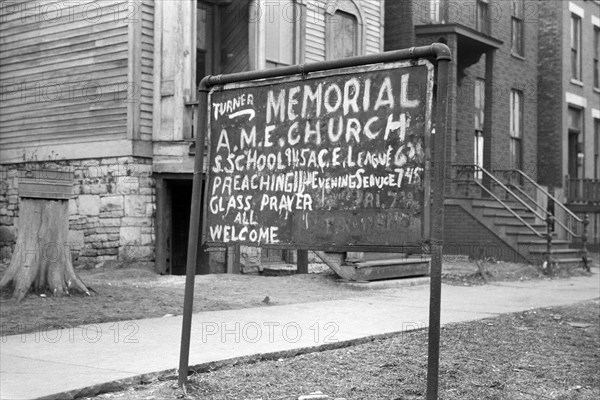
xmin=204 ymin=60 xmax=434 ymax=250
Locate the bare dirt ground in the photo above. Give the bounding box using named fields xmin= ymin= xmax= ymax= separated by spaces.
xmin=1 ymin=253 xmax=597 ymax=337
xmin=1 ymin=262 xmax=364 ymax=336
xmin=441 ymin=256 xmax=592 ymax=285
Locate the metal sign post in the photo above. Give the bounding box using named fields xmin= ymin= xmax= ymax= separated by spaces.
xmin=426 ymin=47 xmax=451 ymax=400
xmin=177 ymin=82 xmax=208 ymax=386
xmin=179 ymin=44 xmax=452 ymax=399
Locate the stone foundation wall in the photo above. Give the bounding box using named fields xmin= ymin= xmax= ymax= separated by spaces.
xmin=0 ymin=157 xmax=155 ymax=267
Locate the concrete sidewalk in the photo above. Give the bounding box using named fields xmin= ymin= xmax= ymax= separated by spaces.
xmin=1 ymin=273 xmax=599 ymax=400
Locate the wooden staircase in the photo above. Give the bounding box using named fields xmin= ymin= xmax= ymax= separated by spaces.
xmin=313 ymin=251 xmax=430 ymax=282
xmin=468 ymin=199 xmax=585 ymax=267
xmin=450 ymin=165 xmax=590 ymax=269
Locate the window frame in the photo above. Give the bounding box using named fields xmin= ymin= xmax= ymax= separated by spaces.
xmin=474 ymin=78 xmax=485 ymax=180
xmin=567 ymin=106 xmax=584 ymax=179
xmin=510 ymin=0 xmax=524 ymax=57
xmin=571 ymin=13 xmax=582 ymax=81
xmin=250 ymin=0 xmax=304 ymax=70
xmin=325 ymin=0 xmax=365 ymax=61
xmin=429 ymin=0 xmax=442 ymax=23
xmin=595 ymin=118 xmax=600 ymax=179
xmin=476 ymin=0 xmax=490 ymax=35
xmin=264 ymin=0 xmax=299 ymax=68
xmin=594 ymin=26 xmax=599 ymax=89
xmin=196 ymin=1 xmax=218 ymax=85
xmin=509 ymin=89 xmax=524 ymax=171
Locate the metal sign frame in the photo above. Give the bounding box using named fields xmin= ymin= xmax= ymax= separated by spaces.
xmin=202 ymin=59 xmax=434 ymax=252
xmin=179 ymin=44 xmax=451 ymax=400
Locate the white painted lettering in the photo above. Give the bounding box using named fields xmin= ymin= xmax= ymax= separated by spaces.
xmin=266 ymin=89 xmax=285 ymax=123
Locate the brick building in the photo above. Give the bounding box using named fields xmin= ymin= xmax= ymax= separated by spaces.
xmin=0 ymin=0 xmax=386 ymax=273
xmin=385 ymin=0 xmax=589 ymax=265
xmin=537 ymin=0 xmax=600 ymax=248
xmin=387 ymin=0 xmax=539 ymax=182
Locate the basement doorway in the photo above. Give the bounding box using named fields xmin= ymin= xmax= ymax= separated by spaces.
xmin=155 ymin=176 xmax=226 ymax=275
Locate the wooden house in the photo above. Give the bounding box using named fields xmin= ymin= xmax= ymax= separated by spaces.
xmin=0 ymin=0 xmax=386 ymax=273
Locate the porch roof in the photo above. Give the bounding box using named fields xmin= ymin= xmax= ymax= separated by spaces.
xmin=415 ymin=23 xmax=503 ymax=53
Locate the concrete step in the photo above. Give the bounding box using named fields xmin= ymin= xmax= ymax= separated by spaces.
xmin=553 ymin=258 xmax=586 ymax=268
xmin=517 ymin=240 xmax=571 ymax=252
xmin=483 ymin=209 xmax=535 ymax=219
xmin=354 ymin=258 xmax=431 ymax=268
xmin=507 ymin=233 xmax=551 ymax=246
xmin=530 ymin=256 xmax=586 ymax=268
xmin=492 ymin=215 xmax=537 ymax=226
xmin=472 ymin=200 xmax=529 ymax=211
xmin=528 ymin=248 xmax=584 ymax=259
xmin=349 ymin=258 xmax=431 ymax=281
xmin=495 ymin=221 xmax=546 ymax=229
xmin=453 ymin=183 xmax=482 ymax=198
xmin=505 ymin=226 xmax=552 ymax=236
xmin=362 ymin=252 xmax=410 ymax=262
xmin=511 ymin=234 xmax=552 ymax=243
xmin=526 ymin=252 xmax=586 ymax=268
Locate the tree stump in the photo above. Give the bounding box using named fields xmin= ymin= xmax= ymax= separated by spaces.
xmin=0 ymin=198 xmax=90 ymax=302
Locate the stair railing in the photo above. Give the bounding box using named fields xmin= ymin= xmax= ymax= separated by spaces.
xmin=495 ymin=169 xmax=588 ymax=251
xmin=494 ymin=170 xmax=578 ymax=238
xmin=453 ymin=164 xmax=546 ymax=239
xmin=566 ymin=176 xmax=600 ymax=204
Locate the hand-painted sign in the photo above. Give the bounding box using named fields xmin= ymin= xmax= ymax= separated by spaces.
xmin=204 ymin=60 xmax=434 ymax=249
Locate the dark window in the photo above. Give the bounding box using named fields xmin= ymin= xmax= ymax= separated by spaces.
xmin=265 ymin=0 xmax=296 ymax=68
xmin=571 ymin=14 xmax=582 ymax=81
xmin=510 ymin=90 xmax=523 ymax=171
xmin=196 ymin=1 xmax=220 ymax=85
xmin=595 ymin=119 xmax=599 ymax=179
xmin=594 ymin=26 xmax=599 ymax=88
xmin=326 ymin=10 xmax=358 ymax=60
xmin=511 ymin=0 xmax=524 ymax=56
xmin=476 ymin=0 xmax=490 ymax=35
xmin=568 ymin=107 xmax=583 ymax=179
xmin=474 ymin=79 xmax=485 ymax=179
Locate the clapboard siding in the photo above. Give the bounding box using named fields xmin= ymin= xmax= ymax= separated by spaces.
xmin=0 ymin=29 xmax=126 ymax=61
xmin=305 ymin=2 xmax=326 ymax=62
xmin=363 ymin=0 xmax=382 ymax=54
xmin=0 ymin=0 xmax=130 ymax=150
xmin=1 ymin=43 xmax=129 ymax=76
xmin=303 ymin=0 xmax=382 ymax=63
xmin=1 ymin=105 xmax=127 ymax=127
xmin=1 ymin=5 xmax=129 ymax=46
xmin=140 ymin=0 xmax=154 ymax=141
xmin=2 ymin=119 xmax=128 ymax=140
xmin=1 ymin=72 xmax=129 ymax=116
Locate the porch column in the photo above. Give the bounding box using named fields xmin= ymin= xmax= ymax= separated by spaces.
xmin=444 ymin=35 xmax=458 ymax=196
xmin=482 ymin=49 xmax=495 ymax=190
xmin=153 ymin=1 xmax=195 ymax=142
